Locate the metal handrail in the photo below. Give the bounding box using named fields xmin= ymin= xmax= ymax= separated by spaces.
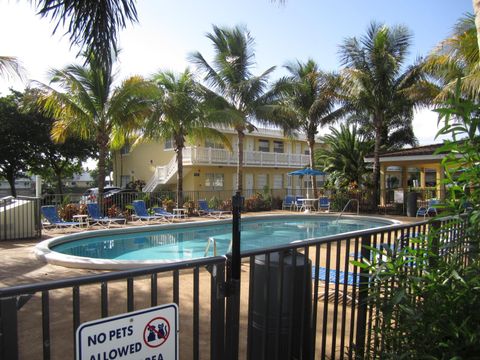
xmin=204 ymin=236 xmax=234 ymax=257
xmin=335 ymin=199 xmax=360 ymax=223
xmin=204 ymin=236 xmax=218 ymax=257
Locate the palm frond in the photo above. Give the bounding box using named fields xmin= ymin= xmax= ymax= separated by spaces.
xmin=0 ymin=56 xmax=26 ymax=80
xmin=34 ymin=0 xmax=138 ymax=67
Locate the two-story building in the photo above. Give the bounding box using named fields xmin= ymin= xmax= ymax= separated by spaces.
xmin=112 ymin=127 xmax=324 ymax=196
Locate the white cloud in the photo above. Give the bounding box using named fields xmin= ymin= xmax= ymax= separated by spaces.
xmin=413 ymin=108 xmax=449 ymax=145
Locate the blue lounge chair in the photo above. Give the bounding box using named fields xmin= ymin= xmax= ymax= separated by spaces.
xmin=313 ymin=266 xmax=360 ymax=286
xmin=197 ymin=200 xmax=231 ymax=219
xmin=416 ymin=199 xmax=440 ymax=218
xmin=152 ymin=207 xmax=178 ymax=222
xmin=317 ymin=197 xmax=330 ymax=212
xmin=312 ymin=266 xmax=361 ymax=304
xmin=132 ymin=200 xmax=166 ymax=223
xmin=282 ymin=195 xmax=296 ymax=210
xmin=41 ymin=205 xmax=81 ymax=230
xmin=294 ymin=196 xmax=304 ymax=211
xmin=87 ymin=203 xmax=126 ymax=228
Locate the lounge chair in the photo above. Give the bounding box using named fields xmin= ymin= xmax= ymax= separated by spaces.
xmin=41 ymin=205 xmax=81 ymax=230
xmin=152 ymin=207 xmax=179 ymax=222
xmin=416 ymin=199 xmax=440 ymax=218
xmin=317 ymin=197 xmax=330 ymax=212
xmin=294 ymin=196 xmax=304 ymax=211
xmin=87 ymin=203 xmax=126 ymax=228
xmin=197 ymin=200 xmax=231 ymax=219
xmin=282 ymin=195 xmax=296 ymax=210
xmin=132 ymin=200 xmax=166 ymax=223
xmin=312 ymin=266 xmax=361 ymax=304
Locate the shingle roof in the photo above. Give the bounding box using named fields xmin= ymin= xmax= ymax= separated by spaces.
xmin=366 ymin=143 xmax=446 ymax=159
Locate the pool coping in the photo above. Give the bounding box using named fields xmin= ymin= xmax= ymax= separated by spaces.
xmin=34 ymin=214 xmax=401 ymax=270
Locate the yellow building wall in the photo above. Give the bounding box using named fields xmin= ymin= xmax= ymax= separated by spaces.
xmin=113 ymin=130 xmax=320 ymax=190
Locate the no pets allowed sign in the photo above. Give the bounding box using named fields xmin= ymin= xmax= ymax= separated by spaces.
xmin=76 ymin=303 xmax=178 ymax=360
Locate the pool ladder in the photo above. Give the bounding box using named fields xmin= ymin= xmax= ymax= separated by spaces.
xmin=335 ymin=199 xmax=359 ymax=223
xmin=204 ymin=237 xmax=232 ymax=257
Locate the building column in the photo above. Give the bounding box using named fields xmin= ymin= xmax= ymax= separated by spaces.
xmin=380 ymin=164 xmax=386 ymax=206
xmin=420 ymin=167 xmax=426 ymax=188
xmin=401 ymin=166 xmax=408 ymax=189
xmin=436 ymin=165 xmax=445 ymax=200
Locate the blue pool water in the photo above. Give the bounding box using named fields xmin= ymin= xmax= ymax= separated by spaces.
xmin=51 ymin=216 xmax=392 ymax=262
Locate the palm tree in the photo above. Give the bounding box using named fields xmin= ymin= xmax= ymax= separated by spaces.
xmin=472 ymin=1 xmax=480 ymax=53
xmin=424 ymin=13 xmax=480 ymax=101
xmin=339 ymin=22 xmax=429 ymax=205
xmin=274 ymin=59 xmax=344 ymax=197
xmin=33 ymin=0 xmax=138 ymax=67
xmin=38 ymin=56 xmax=156 ymax=197
xmin=0 ymin=56 xmax=25 ymax=80
xmin=139 ymin=69 xmax=231 ymax=207
xmin=190 ymin=25 xmax=276 ymax=194
xmin=316 ymin=124 xmax=373 ymax=188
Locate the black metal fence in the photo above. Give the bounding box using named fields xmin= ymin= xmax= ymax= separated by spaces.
xmin=0 ymin=196 xmax=41 ymax=240
xmin=0 ymin=216 xmax=470 ymax=359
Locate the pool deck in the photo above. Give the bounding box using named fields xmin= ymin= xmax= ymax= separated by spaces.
xmin=0 ymin=210 xmax=415 ymax=288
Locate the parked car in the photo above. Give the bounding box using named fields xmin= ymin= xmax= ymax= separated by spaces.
xmin=103 ymin=188 xmax=139 ymax=209
xmin=80 ymin=186 xmax=121 ymax=204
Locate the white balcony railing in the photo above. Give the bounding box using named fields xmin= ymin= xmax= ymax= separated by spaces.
xmin=144 ymin=146 xmax=310 ymax=191
xmin=183 ymin=146 xmax=310 ymax=168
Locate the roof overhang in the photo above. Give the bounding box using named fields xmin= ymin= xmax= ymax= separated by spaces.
xmin=364 ymin=154 xmax=448 ymax=163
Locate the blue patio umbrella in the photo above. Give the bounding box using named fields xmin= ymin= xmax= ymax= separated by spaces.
xmin=288 ymin=167 xmax=326 ymax=198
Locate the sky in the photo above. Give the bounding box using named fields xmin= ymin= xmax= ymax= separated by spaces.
xmin=0 ymin=0 xmax=474 ymax=146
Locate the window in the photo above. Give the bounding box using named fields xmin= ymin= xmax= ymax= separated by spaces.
xmin=164 ymin=138 xmax=174 ymax=150
xmin=205 ymin=173 xmax=224 ymax=189
xmin=205 ymin=139 xmax=225 ymax=149
xmin=121 ymin=176 xmax=131 ymax=188
xmin=273 ymin=141 xmax=284 ymax=153
xmin=258 ymin=139 xmax=269 ymax=152
xmin=273 ymin=174 xmax=283 ymax=189
xmin=256 ymin=174 xmax=269 ymax=189
xmin=286 ymin=175 xmax=292 ymax=188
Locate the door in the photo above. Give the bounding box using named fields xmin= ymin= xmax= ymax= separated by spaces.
xmin=246 ymin=138 xmax=254 ymax=152
xmin=295 ymin=143 xmax=301 ymax=154
xmin=245 ymin=173 xmax=254 ymax=196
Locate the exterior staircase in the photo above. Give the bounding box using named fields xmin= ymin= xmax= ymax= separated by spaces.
xmin=143 ymin=156 xmax=178 ymax=192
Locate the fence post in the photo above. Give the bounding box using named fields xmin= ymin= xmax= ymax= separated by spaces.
xmin=224 ymin=192 xmax=242 ymax=360
xmin=0 ymin=297 xmax=18 ymax=360
xmin=354 ymin=234 xmax=371 ymax=357
xmin=429 ymin=220 xmax=441 ymax=268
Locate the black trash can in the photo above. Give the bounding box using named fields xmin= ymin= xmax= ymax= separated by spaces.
xmin=406 ymin=192 xmax=418 ymax=217
xmin=248 ymin=250 xmax=312 ymax=360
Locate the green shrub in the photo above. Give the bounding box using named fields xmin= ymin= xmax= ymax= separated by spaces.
xmin=59 ymin=203 xmax=78 ymax=221
xmin=206 ymin=196 xmax=220 ymax=210
xmin=245 ymin=193 xmax=270 ymax=212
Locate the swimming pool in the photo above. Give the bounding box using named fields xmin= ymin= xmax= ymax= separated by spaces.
xmin=35 ymin=215 xmax=399 ymax=269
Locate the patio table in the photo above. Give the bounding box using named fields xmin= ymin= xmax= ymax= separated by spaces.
xmin=298 ymin=198 xmax=317 ymax=213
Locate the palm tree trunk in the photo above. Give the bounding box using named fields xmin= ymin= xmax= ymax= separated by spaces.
xmin=236 ymin=130 xmax=244 ymax=194
xmin=55 ymin=170 xmax=63 ymax=196
xmin=473 ymin=0 xmax=480 ymax=53
xmin=373 ymin=119 xmax=382 ymax=209
xmin=308 ymin=138 xmax=317 ymax=198
xmin=6 ymin=170 xmax=17 ymax=197
xmin=176 ymin=146 xmax=183 ymax=208
xmin=97 ymin=131 xmax=109 ymax=200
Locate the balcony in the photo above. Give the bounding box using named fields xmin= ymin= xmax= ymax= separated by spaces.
xmin=143 ymin=146 xmax=311 ymax=191
xmin=183 ymin=146 xmax=310 ymax=168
